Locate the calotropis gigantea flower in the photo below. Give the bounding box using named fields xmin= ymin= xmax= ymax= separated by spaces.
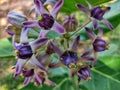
xmin=22 ymin=68 xmax=56 ymax=86
xmin=23 ymin=0 xmax=65 ymax=38
xmin=85 ymin=27 xmax=109 ymax=52
xmin=76 ymin=2 xmax=114 ymax=30
xmin=12 ymin=27 xmax=48 ymax=77
xmin=63 ymin=14 xmax=78 ymax=32
xmin=48 ymin=36 xmax=93 ymax=81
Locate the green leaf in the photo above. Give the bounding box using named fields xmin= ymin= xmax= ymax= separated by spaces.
xmin=82 ymin=56 xmax=120 ymax=90
xmin=0 ymin=38 xmax=14 ymax=58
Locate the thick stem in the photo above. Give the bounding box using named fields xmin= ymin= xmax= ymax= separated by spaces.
xmin=70 ymin=19 xmax=91 ymax=38
xmin=93 ymin=51 xmax=98 ymax=66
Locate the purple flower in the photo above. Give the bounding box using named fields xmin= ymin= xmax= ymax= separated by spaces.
xmin=78 ymin=66 xmax=91 ymax=82
xmin=85 ymin=27 xmax=108 ymax=52
xmin=22 ymin=68 xmax=56 ymax=86
xmin=23 ymin=0 xmax=65 ymax=38
xmin=49 ymin=35 xmax=80 ymax=68
xmin=63 ymin=14 xmax=78 ymax=32
xmin=12 ymin=27 xmax=48 ymax=77
xmin=76 ymin=2 xmax=114 ymax=30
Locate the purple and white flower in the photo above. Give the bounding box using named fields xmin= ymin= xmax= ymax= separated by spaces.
xmin=76 ymin=2 xmax=114 ymax=30
xmin=23 ymin=0 xmax=65 ymax=38
xmin=12 ymin=27 xmax=48 ymax=77
xmin=21 ymin=68 xmax=56 ymax=86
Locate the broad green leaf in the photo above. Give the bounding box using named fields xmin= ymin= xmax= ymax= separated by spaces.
xmin=0 ymin=38 xmax=14 ymax=58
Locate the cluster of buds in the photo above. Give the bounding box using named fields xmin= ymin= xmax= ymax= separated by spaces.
xmin=6 ymin=0 xmax=114 ymax=86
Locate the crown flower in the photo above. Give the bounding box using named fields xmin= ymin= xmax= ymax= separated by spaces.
xmin=23 ymin=0 xmax=65 ymax=38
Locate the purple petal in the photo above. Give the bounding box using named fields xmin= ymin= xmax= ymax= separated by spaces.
xmin=81 ymin=49 xmax=93 ymax=58
xmin=98 ymin=28 xmax=103 ymax=37
xmin=34 ymin=0 xmax=48 ymax=15
xmin=49 ymin=41 xmax=63 ymax=56
xmin=70 ymin=35 xmax=80 ymax=52
xmin=92 ymin=19 xmax=98 ymax=30
xmin=6 ymin=29 xmax=14 ymax=36
xmin=23 ymin=77 xmax=32 ymax=86
xmin=20 ymin=27 xmax=29 ymax=43
xmin=102 ymin=19 xmax=114 ymax=30
xmin=50 ymin=0 xmax=64 ymax=17
xmin=76 ymin=4 xmax=90 ymax=14
xmin=51 ymin=21 xmax=66 ymax=34
xmin=23 ymin=20 xmax=38 ymax=28
xmin=39 ymin=29 xmax=49 ymax=38
xmin=14 ymin=59 xmax=25 ymax=77
xmin=30 ymin=55 xmax=47 ymax=72
xmin=85 ymin=27 xmax=96 ymax=40
xmin=34 ymin=71 xmax=42 ymax=85
xmin=30 ymin=37 xmax=48 ymax=52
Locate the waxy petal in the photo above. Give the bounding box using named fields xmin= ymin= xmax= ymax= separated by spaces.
xmin=23 ymin=77 xmax=32 ymax=86
xmin=30 ymin=55 xmax=47 ymax=72
xmin=102 ymin=19 xmax=114 ymax=30
xmin=49 ymin=41 xmax=63 ymax=56
xmin=6 ymin=29 xmax=14 ymax=36
xmin=23 ymin=20 xmax=39 ymax=28
xmin=34 ymin=71 xmax=42 ymax=85
xmin=34 ymin=0 xmax=48 ymax=15
xmin=30 ymin=37 xmax=48 ymax=52
xmin=92 ymin=19 xmax=98 ymax=30
xmin=39 ymin=29 xmax=49 ymax=38
xmin=85 ymin=27 xmax=96 ymax=40
xmin=81 ymin=49 xmax=93 ymax=58
xmin=98 ymin=28 xmax=103 ymax=37
xmin=76 ymin=4 xmax=90 ymax=14
xmin=14 ymin=59 xmax=25 ymax=77
xmin=70 ymin=35 xmax=80 ymax=52
xmin=51 ymin=21 xmax=65 ymax=34
xmin=50 ymin=0 xmax=64 ymax=17
xmin=20 ymin=27 xmax=29 ymax=43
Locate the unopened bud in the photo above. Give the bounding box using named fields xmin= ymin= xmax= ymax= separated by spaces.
xmin=7 ymin=11 xmax=27 ymax=28
xmin=63 ymin=14 xmax=78 ymax=32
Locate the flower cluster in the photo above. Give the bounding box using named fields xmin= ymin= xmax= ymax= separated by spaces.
xmin=6 ymin=0 xmax=114 ymax=86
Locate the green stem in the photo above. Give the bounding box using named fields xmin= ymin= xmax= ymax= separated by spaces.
xmin=70 ymin=19 xmax=91 ymax=38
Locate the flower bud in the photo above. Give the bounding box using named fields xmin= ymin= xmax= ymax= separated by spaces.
xmin=63 ymin=14 xmax=78 ymax=32
xmin=78 ymin=66 xmax=91 ymax=81
xmin=93 ymin=38 xmax=108 ymax=52
xmin=7 ymin=11 xmax=27 ymax=28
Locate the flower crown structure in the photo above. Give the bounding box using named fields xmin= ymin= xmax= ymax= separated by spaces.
xmin=6 ymin=0 xmax=114 ymax=86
